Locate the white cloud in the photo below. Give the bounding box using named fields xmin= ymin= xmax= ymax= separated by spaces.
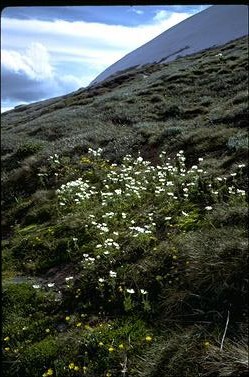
xmin=1 ymin=41 xmax=83 ymax=104
xmin=1 ymin=106 xmax=14 ymax=113
xmin=2 ymin=43 xmax=53 ymax=80
xmin=1 ymin=11 xmax=194 ymax=77
xmin=153 ymin=10 xmax=171 ymax=21
xmin=1 ymin=8 xmax=197 ymax=105
xmin=130 ymin=8 xmax=144 ymax=15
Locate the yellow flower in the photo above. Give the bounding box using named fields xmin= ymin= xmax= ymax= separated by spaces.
xmin=98 ymin=342 xmax=104 ymax=346
xmin=4 ymin=347 xmax=10 ymax=351
xmin=45 ymin=328 xmax=50 ymax=333
xmin=108 ymin=346 xmax=115 ymax=352
xmin=204 ymin=341 xmax=210 ymax=347
xmin=76 ymin=322 xmax=82 ymax=327
xmin=65 ymin=316 xmax=70 ymax=321
xmin=74 ymin=366 xmax=80 ymax=371
xmin=47 ymin=369 xmax=53 ymax=376
xmin=83 ymin=366 xmax=87 ymax=374
xmin=145 ymin=335 xmax=152 ymax=342
xmin=4 ymin=336 xmax=10 ymax=341
xmin=106 ymin=372 xmax=112 ymax=377
xmin=69 ymin=362 xmax=75 ymax=369
xmin=118 ymin=344 xmax=124 ymax=349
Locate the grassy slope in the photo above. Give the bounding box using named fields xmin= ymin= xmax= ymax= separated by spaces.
xmin=1 ymin=36 xmax=248 ymax=376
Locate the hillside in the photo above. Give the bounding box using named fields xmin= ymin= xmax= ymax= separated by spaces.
xmin=2 ymin=35 xmax=248 ymax=377
xmin=91 ymin=4 xmax=248 ymax=85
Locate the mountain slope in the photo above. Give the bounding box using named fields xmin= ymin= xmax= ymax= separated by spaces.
xmin=90 ymin=5 xmax=248 ymax=86
xmin=2 ymin=35 xmax=248 ymax=212
xmin=1 ymin=35 xmax=248 ymax=377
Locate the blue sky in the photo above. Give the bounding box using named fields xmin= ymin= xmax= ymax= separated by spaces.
xmin=1 ymin=5 xmax=210 ymax=112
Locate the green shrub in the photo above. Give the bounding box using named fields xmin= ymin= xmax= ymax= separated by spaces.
xmin=21 ymin=337 xmax=60 ymax=375
xmin=227 ymin=132 xmax=248 ymax=152
xmin=161 ymin=126 xmax=184 ymax=137
xmin=15 ymin=142 xmax=43 ymax=160
xmin=149 ymin=94 xmax=165 ymax=103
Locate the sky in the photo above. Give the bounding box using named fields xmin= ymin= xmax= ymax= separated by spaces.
xmin=1 ymin=5 xmax=210 ymax=112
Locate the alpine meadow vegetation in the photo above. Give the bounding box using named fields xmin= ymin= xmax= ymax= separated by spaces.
xmin=2 ymin=35 xmax=248 ymax=376
xmin=2 ymin=148 xmax=248 ymax=376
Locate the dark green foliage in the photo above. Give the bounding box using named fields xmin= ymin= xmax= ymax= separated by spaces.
xmin=15 ymin=142 xmax=43 ymax=159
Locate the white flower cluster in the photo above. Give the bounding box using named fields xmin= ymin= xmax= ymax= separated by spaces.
xmin=126 ymin=288 xmax=148 ymax=294
xmin=48 ymin=153 xmax=60 ymax=164
xmin=56 ymin=149 xmax=246 ymax=219
xmin=56 ymin=178 xmax=98 ymax=206
xmin=88 ymin=147 xmax=103 ymax=158
xmin=96 ymin=238 xmax=120 ymax=255
xmin=128 ymin=225 xmax=154 ymax=237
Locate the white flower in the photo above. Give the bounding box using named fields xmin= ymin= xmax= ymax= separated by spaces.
xmin=98 ymin=278 xmax=105 ymax=283
xmin=165 ymin=217 xmax=172 ymax=221
xmin=83 ymin=254 xmax=89 ymax=258
xmin=47 ymin=283 xmax=55 ymax=288
xmin=238 ymin=164 xmax=245 ymax=168
xmin=140 ymin=289 xmax=148 ymax=295
xmin=230 ymin=173 xmax=237 ymax=177
xmin=32 ymin=284 xmax=40 ymax=289
xmin=109 ymin=270 xmax=117 ymax=278
xmin=198 ymin=157 xmax=204 ymax=161
xmin=182 ymin=211 xmax=189 ymax=216
xmin=96 ymin=244 xmax=102 ymax=248
xmin=205 ymin=206 xmax=213 ymax=210
xmin=100 ymin=226 xmax=109 ymax=233
xmin=237 ymin=189 xmax=245 ymax=195
xmin=65 ymin=276 xmax=74 ymax=281
xmin=126 ymin=288 xmax=135 ymax=294
xmin=72 ymin=237 xmax=78 ymax=242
